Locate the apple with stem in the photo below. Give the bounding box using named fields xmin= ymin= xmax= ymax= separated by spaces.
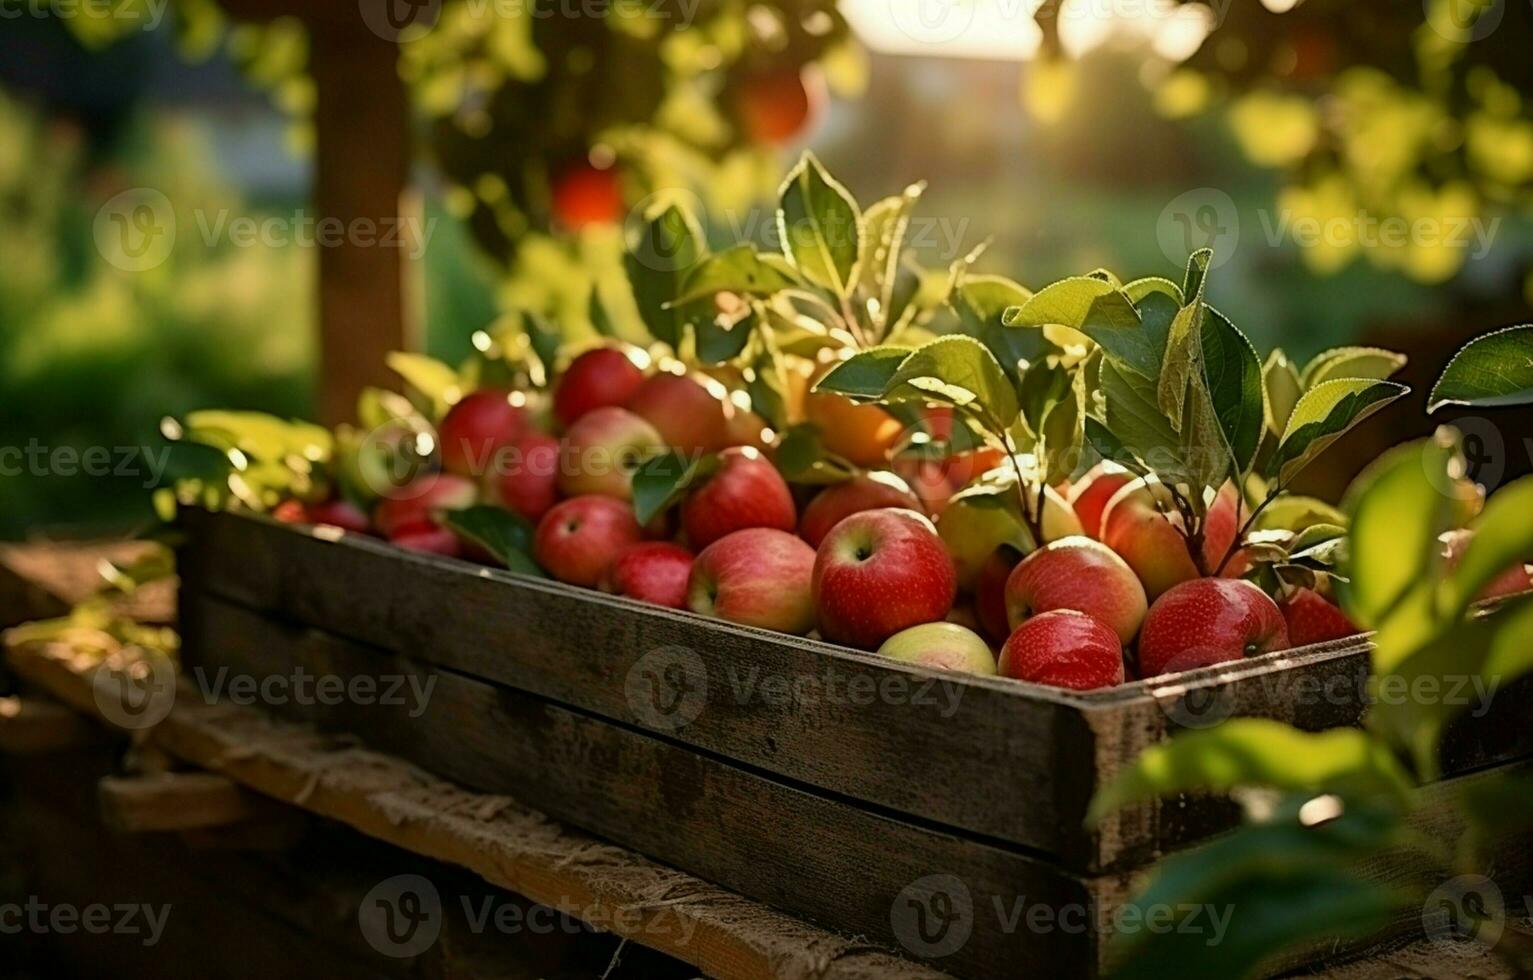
xmin=533 ymin=495 xmax=642 ymax=587
xmin=813 ymin=508 xmax=958 ymax=650
xmin=688 ymin=528 xmax=817 ymax=634
xmin=1138 ymin=578 xmax=1290 ymax=677
xmin=558 ymin=406 xmax=664 ymax=501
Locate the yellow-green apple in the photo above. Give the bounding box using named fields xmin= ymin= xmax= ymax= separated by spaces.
xmin=799 ymin=473 xmax=920 ymax=549
xmin=1137 ymin=578 xmax=1290 ymax=677
xmin=1440 ymin=528 xmax=1533 ymax=600
xmin=998 ymin=610 xmax=1125 ymax=690
xmin=392 ymin=525 xmax=464 ymax=558
xmin=973 ymin=547 xmax=1020 ymax=644
xmin=681 ymin=446 xmax=796 ymax=550
xmin=1066 ymin=461 xmax=1132 ymax=539
xmin=1005 ymin=536 xmax=1148 ymax=644
xmin=373 ymin=473 xmax=478 ymax=539
xmin=688 ymin=528 xmax=817 ymax=633
xmin=604 ymin=541 xmax=694 ymax=609
xmin=437 ymin=389 xmax=530 ymax=477
xmin=1100 ymin=478 xmax=1240 ymax=599
xmin=626 ymin=370 xmax=731 ymax=454
xmin=533 ymin=495 xmax=643 ymax=587
xmin=813 ymin=508 xmax=958 ymax=649
xmin=490 ymin=432 xmax=561 ymax=523
xmin=877 ymin=622 xmax=997 ymax=675
xmin=306 ymin=498 xmax=372 ymax=534
xmin=936 ymin=485 xmax=1081 ymax=590
xmin=553 ymin=346 xmax=645 ymax=428
xmin=558 ymin=407 xmax=664 ymax=501
xmin=1277 ymin=586 xmax=1361 ymax=647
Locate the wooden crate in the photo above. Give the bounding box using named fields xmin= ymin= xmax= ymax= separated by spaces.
xmin=174 ymin=509 xmax=1533 ymax=978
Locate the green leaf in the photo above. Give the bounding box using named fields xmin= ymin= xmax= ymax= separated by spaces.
xmin=860 ymin=182 xmax=924 ymax=332
xmin=1001 ymin=275 xmax=1121 ymax=346
xmin=1343 ymin=435 xmax=1462 ymax=630
xmin=182 ymin=410 xmax=333 ymax=463
xmin=813 ymin=346 xmax=915 ymax=400
xmin=440 ymin=507 xmax=544 ymax=577
xmin=1110 ymin=810 xmax=1404 ymax=980
xmin=1201 ymin=309 xmax=1267 ymax=477
xmin=774 ymin=424 xmax=856 ymax=484
xmin=1180 ymin=247 xmax=1212 ymax=301
xmin=776 ymin=152 xmax=863 ymax=298
xmin=1301 ymin=346 xmax=1408 ymax=388
xmin=693 ymin=307 xmax=755 ymax=365
xmin=631 ymin=451 xmax=719 ymax=526
xmin=1370 ymin=598 xmax=1533 ymax=777
xmin=1428 ymin=324 xmax=1533 ymax=412
xmin=1122 ymin=275 xmax=1183 ymax=306
xmin=1263 ymin=349 xmax=1304 ymax=438
xmin=385 ymin=353 xmax=463 ymax=422
xmin=587 ymin=288 xmax=617 ymax=338
xmin=1440 ymin=476 xmax=1533 ymax=616
xmin=520 ymin=310 xmax=562 ymax=378
xmin=672 ymin=245 xmax=798 ymax=306
xmin=625 ymin=201 xmax=706 ymax=349
xmin=1098 ymin=359 xmax=1188 ymax=482
xmin=1155 ymin=261 xmax=1210 ymax=437
xmin=1076 ymin=290 xmax=1160 ymax=378
xmin=1254 ymin=494 xmax=1346 ymax=532
xmin=1087 ymin=720 xmax=1413 ymax=827
xmin=885 ymin=335 xmax=1019 ymax=426
xmin=1273 ymin=379 xmax=1409 ymax=485
xmin=954 ymin=274 xmax=1038 ymax=381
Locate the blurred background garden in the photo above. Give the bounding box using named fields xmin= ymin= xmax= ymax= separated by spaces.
xmin=3 ymin=0 xmax=1531 ymax=539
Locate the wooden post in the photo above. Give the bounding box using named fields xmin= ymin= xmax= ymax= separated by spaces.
xmin=308 ymin=22 xmax=416 ymax=425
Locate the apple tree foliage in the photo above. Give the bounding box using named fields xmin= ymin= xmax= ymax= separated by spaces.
xmin=1087 ymin=350 xmax=1533 ymax=978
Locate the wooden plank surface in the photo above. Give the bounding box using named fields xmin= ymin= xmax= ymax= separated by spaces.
xmin=179 ymin=591 xmax=1114 ymax=979
xmin=4 ymin=635 xmax=958 ymax=980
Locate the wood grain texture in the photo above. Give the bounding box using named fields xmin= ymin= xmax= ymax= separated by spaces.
xmin=179 ymin=511 xmax=1533 ymax=874
xmin=5 ymin=636 xmax=960 ymax=980
xmin=180 ymin=593 xmax=1117 ymax=979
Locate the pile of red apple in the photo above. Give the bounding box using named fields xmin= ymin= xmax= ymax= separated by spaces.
xmin=264 ymin=340 xmax=1533 ymax=695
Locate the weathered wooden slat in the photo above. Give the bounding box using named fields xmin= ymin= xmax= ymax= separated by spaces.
xmin=180 ymin=593 xmax=1118 ymax=979
xmin=0 ymin=695 xmax=97 ymax=754
xmin=98 ymin=771 xmax=269 ymax=834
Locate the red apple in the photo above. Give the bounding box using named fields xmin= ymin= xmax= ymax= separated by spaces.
xmin=307 ymin=498 xmax=372 ymax=534
xmin=681 ymin=446 xmax=796 ymax=550
xmin=896 ymin=458 xmax=958 ymax=515
xmin=973 ymin=547 xmax=1020 ymax=644
xmin=272 ymin=499 xmax=307 ymax=524
xmin=550 ymin=159 xmax=623 ymax=230
xmin=1101 ymin=479 xmax=1240 ymax=600
xmin=1006 ymin=536 xmax=1148 ymax=644
xmin=1279 ymin=587 xmax=1362 ymax=647
xmin=878 ymin=622 xmax=997 ymax=676
xmin=1067 ymin=461 xmax=1132 ymax=539
xmin=732 ymin=65 xmax=824 ymax=144
xmin=1138 ymin=578 xmax=1290 ymax=678
xmin=999 ymin=610 xmax=1125 ymax=691
xmin=1440 ymin=529 xmax=1533 ymax=600
xmin=553 ymin=347 xmax=645 ymax=429
xmin=558 ymin=406 xmax=664 ymax=501
xmin=373 ymin=473 xmax=478 ymax=539
xmin=533 ymin=495 xmax=643 ymax=587
xmin=604 ymin=542 xmax=694 ymax=609
xmin=437 ymin=389 xmax=529 ymax=477
xmin=392 ymin=525 xmax=464 ymax=557
xmin=813 ymin=508 xmax=958 ymax=650
xmin=490 ymin=432 xmax=562 ymax=523
xmin=688 ymin=528 xmax=817 ymax=634
xmin=627 ymin=371 xmax=732 ymax=454
xmin=798 ymin=474 xmax=921 ymax=549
